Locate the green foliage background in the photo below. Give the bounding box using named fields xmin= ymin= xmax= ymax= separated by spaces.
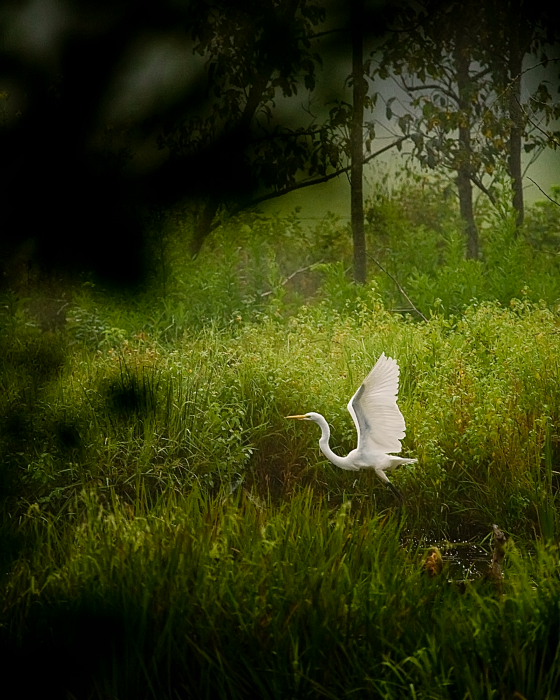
xmin=1 ymin=176 xmax=560 ymax=698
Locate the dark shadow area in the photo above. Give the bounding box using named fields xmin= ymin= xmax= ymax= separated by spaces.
xmin=0 ymin=0 xmax=396 ymax=288
xmin=1 ymin=0 xmax=203 ymax=287
xmin=1 ymin=597 xmax=133 ymax=699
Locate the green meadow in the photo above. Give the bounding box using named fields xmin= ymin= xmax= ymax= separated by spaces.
xmin=2 ymin=178 xmax=560 ymax=698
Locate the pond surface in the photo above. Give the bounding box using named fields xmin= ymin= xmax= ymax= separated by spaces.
xmin=405 ymin=531 xmax=496 ymax=580
xmin=438 ymin=541 xmax=492 ymax=579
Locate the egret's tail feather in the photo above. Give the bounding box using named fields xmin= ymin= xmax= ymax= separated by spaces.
xmin=391 ymin=457 xmax=417 ymax=466
xmin=385 ymin=456 xmax=417 ymax=472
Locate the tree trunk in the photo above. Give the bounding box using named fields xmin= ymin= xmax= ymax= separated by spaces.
xmin=454 ymin=33 xmax=480 ymax=260
xmin=351 ymin=0 xmax=367 ymax=284
xmin=507 ymin=21 xmax=524 ymax=230
xmin=192 ymin=198 xmax=220 ymax=256
xmin=457 ymin=168 xmax=479 ymax=259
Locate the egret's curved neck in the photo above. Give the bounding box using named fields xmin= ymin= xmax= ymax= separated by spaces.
xmin=312 ymin=414 xmax=349 ymax=470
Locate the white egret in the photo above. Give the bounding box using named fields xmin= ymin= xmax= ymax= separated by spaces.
xmin=287 ymin=353 xmax=416 ymax=497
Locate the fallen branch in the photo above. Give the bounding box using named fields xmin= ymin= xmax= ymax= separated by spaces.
xmin=259 ymin=262 xmax=323 ymax=297
xmin=368 ymin=254 xmax=428 ymax=322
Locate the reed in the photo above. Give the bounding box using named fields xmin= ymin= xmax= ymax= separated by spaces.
xmin=3 ymin=487 xmax=560 ymax=698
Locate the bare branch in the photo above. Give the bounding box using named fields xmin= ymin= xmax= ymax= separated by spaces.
xmin=251 ymin=126 xmax=327 ymax=145
xmin=251 ymin=169 xmax=349 ymax=206
xmin=527 ymin=178 xmax=560 ymax=207
xmin=260 ymin=262 xmax=323 ymax=297
xmin=469 ymin=174 xmax=497 ymax=205
xmin=367 ymin=254 xmax=428 ymax=322
xmin=309 ymin=28 xmax=348 ymax=40
xmin=399 ymin=77 xmax=459 ymax=103
xmin=363 ymin=134 xmax=410 ymax=162
xmin=522 ymin=148 xmax=546 ymax=177
xmin=248 ymin=135 xmax=410 ymax=206
xmin=519 ymin=97 xmax=560 ymax=148
xmin=471 ymin=66 xmax=492 ymax=83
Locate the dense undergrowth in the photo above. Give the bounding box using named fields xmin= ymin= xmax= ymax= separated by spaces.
xmin=1 ymin=176 xmax=560 ymax=698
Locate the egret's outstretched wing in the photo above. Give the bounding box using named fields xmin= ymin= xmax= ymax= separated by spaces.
xmin=347 ymin=353 xmax=406 ymax=455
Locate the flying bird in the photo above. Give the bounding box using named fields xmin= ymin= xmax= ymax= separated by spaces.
xmin=287 ymin=353 xmax=416 ymax=497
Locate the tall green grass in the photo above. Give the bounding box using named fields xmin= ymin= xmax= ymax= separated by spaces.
xmin=366 ymin=175 xmax=560 ymax=316
xmin=2 ymin=175 xmax=560 ymax=697
xmin=2 ymin=288 xmax=559 ymax=536
xmin=3 ymin=487 xmax=560 ymax=699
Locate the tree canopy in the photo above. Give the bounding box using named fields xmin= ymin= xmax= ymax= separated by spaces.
xmin=1 ymin=0 xmax=558 ymax=284
xmin=375 ymin=0 xmax=560 ymax=256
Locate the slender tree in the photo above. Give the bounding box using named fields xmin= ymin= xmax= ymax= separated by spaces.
xmin=375 ymin=0 xmax=560 ymax=257
xmin=376 ymin=0 xmax=489 ymax=258
xmin=485 ymin=0 xmax=560 ymax=230
xmin=507 ymin=17 xmax=525 ymax=228
xmin=453 ymin=25 xmax=480 ymax=259
xmin=351 ymin=0 xmax=367 ymax=283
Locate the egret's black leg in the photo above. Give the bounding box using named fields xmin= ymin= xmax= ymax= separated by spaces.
xmin=387 ymin=481 xmax=404 ymax=502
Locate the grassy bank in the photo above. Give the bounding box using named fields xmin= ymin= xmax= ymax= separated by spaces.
xmin=1 ymin=179 xmax=560 ymax=697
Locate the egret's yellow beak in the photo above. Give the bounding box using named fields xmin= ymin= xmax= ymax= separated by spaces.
xmin=285 ymin=414 xmax=308 ymax=420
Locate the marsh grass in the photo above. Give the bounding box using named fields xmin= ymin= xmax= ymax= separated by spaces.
xmin=2 ymin=182 xmax=560 ymax=698
xmin=2 ymin=295 xmax=560 ymax=697
xmin=2 ymin=287 xmax=559 ymax=532
xmin=3 ymin=487 xmax=560 ymax=699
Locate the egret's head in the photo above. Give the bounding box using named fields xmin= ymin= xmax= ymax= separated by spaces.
xmin=286 ymin=412 xmax=320 ymax=422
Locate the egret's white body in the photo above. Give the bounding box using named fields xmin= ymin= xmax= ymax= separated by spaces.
xmin=287 ymin=353 xmax=416 ymax=493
